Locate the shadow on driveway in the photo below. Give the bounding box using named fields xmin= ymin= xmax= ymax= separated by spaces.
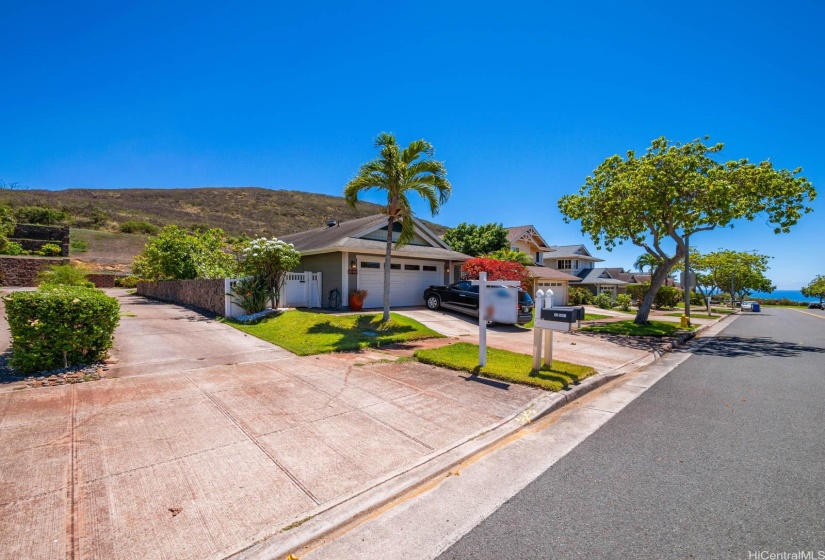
xmin=691 ymin=336 xmax=825 ymax=358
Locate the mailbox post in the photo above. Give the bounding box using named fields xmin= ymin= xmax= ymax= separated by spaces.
xmin=532 ymin=289 xmax=584 ymax=371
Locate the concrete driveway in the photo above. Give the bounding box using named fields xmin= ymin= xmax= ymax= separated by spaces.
xmin=395 ymin=307 xmax=655 ymax=373
xmin=0 ymin=290 xmax=542 ymax=560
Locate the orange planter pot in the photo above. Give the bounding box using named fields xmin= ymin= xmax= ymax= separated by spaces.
xmin=349 ymin=295 xmax=364 ymax=311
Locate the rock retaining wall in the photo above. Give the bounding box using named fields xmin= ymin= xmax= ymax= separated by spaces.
xmin=0 ymin=256 xmax=70 ymax=286
xmin=136 ymin=279 xmax=225 ymax=315
xmin=10 ymin=225 xmax=70 ymax=257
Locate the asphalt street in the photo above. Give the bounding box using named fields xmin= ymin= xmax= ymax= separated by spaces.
xmin=439 ymin=308 xmax=825 ymax=560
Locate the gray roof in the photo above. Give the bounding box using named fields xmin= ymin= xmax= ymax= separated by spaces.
xmin=576 ymin=267 xmax=628 ymax=285
xmin=544 ymin=244 xmax=604 ymax=262
xmin=281 ymin=215 xmax=470 ymax=260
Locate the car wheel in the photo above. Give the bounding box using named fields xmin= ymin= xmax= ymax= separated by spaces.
xmin=426 ymin=295 xmax=441 ymax=310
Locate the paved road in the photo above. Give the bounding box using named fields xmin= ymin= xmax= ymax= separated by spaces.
xmin=439 ymin=307 xmax=825 ymax=559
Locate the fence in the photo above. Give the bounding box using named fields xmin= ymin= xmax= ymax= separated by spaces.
xmin=224 ymin=272 xmax=322 ymax=318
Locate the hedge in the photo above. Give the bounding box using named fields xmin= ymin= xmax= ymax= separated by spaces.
xmin=3 ymin=287 xmax=120 ymax=373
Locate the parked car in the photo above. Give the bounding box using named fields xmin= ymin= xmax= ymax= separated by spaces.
xmin=423 ymin=280 xmax=534 ymax=324
xmin=808 ymin=302 xmax=824 ymax=309
xmin=741 ymin=301 xmax=756 ymax=311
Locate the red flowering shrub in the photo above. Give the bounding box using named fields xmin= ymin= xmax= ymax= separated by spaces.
xmin=461 ymin=258 xmax=530 ymax=289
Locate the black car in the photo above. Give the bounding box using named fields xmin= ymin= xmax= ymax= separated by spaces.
xmin=808 ymin=302 xmax=823 ymax=309
xmin=423 ymin=280 xmax=534 ymax=324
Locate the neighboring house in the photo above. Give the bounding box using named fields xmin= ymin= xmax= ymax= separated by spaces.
xmin=506 ymin=225 xmax=553 ymax=266
xmin=281 ymin=215 xmax=469 ymax=309
xmin=542 ymin=245 xmax=628 ymax=297
xmin=526 ymin=266 xmax=581 ymax=307
xmin=575 ymin=268 xmax=628 ymax=297
xmin=604 ymin=268 xmax=677 ymax=289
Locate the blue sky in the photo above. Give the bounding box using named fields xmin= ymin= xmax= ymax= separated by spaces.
xmin=1 ymin=1 xmax=823 ymax=289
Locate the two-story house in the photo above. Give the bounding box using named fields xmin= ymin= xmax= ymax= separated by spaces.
xmin=543 ymin=244 xmax=628 ymax=298
xmin=506 ymin=226 xmax=581 ymax=304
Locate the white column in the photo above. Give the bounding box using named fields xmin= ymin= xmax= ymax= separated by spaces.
xmin=478 ymin=272 xmax=487 ymax=367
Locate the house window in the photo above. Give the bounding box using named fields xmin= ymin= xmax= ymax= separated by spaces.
xmin=390 ymin=263 xmax=401 ymax=270
xmin=404 ymin=264 xmax=420 ymax=271
xmin=557 ymin=259 xmax=572 ymax=270
xmin=361 ymin=261 xmax=380 ymax=269
xmin=535 ymin=253 xmax=543 ymax=264
xmin=423 ymin=265 xmax=437 ymax=272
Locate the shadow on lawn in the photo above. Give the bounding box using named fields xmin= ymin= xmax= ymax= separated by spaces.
xmin=691 ymin=336 xmax=825 ymax=359
xmin=307 ymin=315 xmax=416 ymax=352
xmin=573 ymin=330 xmax=680 ymax=354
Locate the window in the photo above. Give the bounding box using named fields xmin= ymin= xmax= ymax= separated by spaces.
xmin=557 ymin=259 xmax=572 ymax=270
xmin=423 ymin=265 xmax=437 ymax=272
xmin=404 ymin=264 xmax=420 ymax=271
xmin=536 ymin=253 xmax=543 ymax=264
xmin=454 ymin=281 xmax=472 ymax=291
xmin=361 ymin=261 xmax=380 ymax=269
xmin=390 ymin=263 xmax=401 ymax=270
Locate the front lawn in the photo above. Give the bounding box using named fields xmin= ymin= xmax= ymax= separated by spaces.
xmin=225 ymin=310 xmax=443 ymax=355
xmin=580 ymin=320 xmax=696 ymax=337
xmin=414 ymin=342 xmax=596 ymax=391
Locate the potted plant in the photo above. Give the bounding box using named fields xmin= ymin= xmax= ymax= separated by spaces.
xmin=349 ymin=289 xmax=368 ymax=311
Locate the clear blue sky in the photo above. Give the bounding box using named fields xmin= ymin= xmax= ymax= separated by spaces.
xmin=2 ymin=1 xmax=823 ymax=289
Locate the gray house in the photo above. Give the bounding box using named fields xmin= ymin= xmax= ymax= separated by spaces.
xmin=280 ymin=215 xmax=469 ymax=309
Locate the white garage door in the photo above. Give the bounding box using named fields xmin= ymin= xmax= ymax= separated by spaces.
xmin=536 ymin=281 xmax=567 ymax=306
xmin=357 ymin=257 xmax=443 ymax=308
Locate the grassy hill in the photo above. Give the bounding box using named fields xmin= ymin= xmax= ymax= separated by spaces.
xmin=4 ymin=187 xmax=449 ymax=270
xmin=3 ymin=187 xmax=451 ymax=237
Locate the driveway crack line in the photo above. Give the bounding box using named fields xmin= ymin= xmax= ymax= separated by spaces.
xmin=183 ymin=375 xmax=321 ymax=506
xmin=66 ymin=384 xmax=78 ymax=560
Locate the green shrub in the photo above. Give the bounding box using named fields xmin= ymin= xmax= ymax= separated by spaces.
xmin=14 ymin=206 xmax=68 ymax=225
xmin=616 ymin=293 xmax=632 ymax=311
xmin=39 ymin=243 xmax=63 ymax=257
xmin=654 ymin=286 xmax=682 ymax=309
xmin=230 ymin=275 xmax=270 ymax=314
xmin=37 ymin=264 xmax=94 ymax=288
xmin=625 ymin=283 xmax=649 ymax=304
xmin=1 ymin=241 xmax=24 ymax=255
xmin=114 ymin=275 xmax=140 ymax=288
xmin=120 ymin=220 xmax=159 ymax=235
xmin=70 ymin=239 xmax=88 ymax=253
xmin=569 ymin=287 xmax=593 ymax=305
xmin=3 ymin=287 xmax=120 ymax=373
xmin=594 ymin=291 xmax=615 ymax=309
xmin=689 ymin=291 xmax=705 ymax=306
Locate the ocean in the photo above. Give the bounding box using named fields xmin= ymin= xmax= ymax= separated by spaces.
xmin=749 ymin=289 xmax=818 ymax=303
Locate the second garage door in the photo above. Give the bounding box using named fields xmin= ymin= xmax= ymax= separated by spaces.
xmin=357 ymin=257 xmax=443 ymax=308
xmin=535 ymin=281 xmax=567 ymax=306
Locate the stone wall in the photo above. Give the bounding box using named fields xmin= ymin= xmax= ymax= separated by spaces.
xmin=10 ymin=224 xmax=70 ymax=257
xmin=87 ymin=274 xmax=125 ymax=289
xmin=0 ymin=256 xmax=70 ymax=286
xmin=137 ymin=279 xmax=225 ymax=316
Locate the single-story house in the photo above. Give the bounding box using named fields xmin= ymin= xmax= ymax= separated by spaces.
xmin=575 ymin=268 xmax=628 ymax=296
xmin=280 ymin=215 xmax=470 ymax=309
xmin=603 ymin=268 xmax=677 ymax=290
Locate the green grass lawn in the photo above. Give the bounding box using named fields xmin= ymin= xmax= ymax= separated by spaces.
xmin=580 ymin=320 xmax=697 ymax=337
xmin=224 ymin=310 xmax=443 ymax=355
xmin=663 ymin=312 xmax=719 ymax=319
xmin=414 ymin=342 xmax=596 ymax=391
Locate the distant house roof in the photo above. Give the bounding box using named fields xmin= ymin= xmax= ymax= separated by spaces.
xmin=544 ymin=244 xmax=604 ymax=262
xmin=576 ymin=267 xmax=628 ymax=286
xmin=506 ymin=225 xmax=552 ymax=251
xmin=281 ymin=215 xmax=470 ymax=260
xmin=604 ymin=267 xmax=635 ymax=283
xmin=526 ymin=266 xmax=581 ymax=282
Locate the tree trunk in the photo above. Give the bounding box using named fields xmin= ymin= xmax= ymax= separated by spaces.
xmin=634 ymin=254 xmax=683 ymax=324
xmin=382 ymin=215 xmax=394 ymax=322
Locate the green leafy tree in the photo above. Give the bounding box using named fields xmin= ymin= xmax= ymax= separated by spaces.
xmin=633 ymin=252 xmax=661 ymax=274
xmin=14 ymin=206 xmax=68 ymax=225
xmin=558 ymin=136 xmax=815 ymax=324
xmin=444 ymin=222 xmax=508 ymax=257
xmin=344 ymin=132 xmax=451 ymax=322
xmin=487 ymin=248 xmax=534 ymax=266
xmin=691 ymin=249 xmax=774 ymax=303
xmin=239 ymin=237 xmax=302 ymax=308
xmin=132 ymin=226 xmax=238 ymax=281
xmin=801 ymin=275 xmax=825 ymax=304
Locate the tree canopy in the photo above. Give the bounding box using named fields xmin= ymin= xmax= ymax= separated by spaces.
xmin=443 ymin=222 xmax=508 ymax=257
xmin=689 ymin=249 xmax=774 ymax=301
xmin=486 ymin=248 xmax=534 ymax=266
xmin=132 ymin=226 xmax=238 ymax=281
xmin=461 ymin=258 xmax=530 ymax=289
xmin=344 ymin=132 xmax=451 ymax=321
xmin=558 ymin=136 xmax=815 ymax=323
xmin=801 ymin=274 xmax=825 ymax=304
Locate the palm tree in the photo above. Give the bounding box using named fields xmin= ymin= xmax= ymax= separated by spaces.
xmin=633 ymin=252 xmax=661 ymax=274
xmin=344 ymin=132 xmax=451 ymax=322
xmin=487 ymin=248 xmax=534 ymax=266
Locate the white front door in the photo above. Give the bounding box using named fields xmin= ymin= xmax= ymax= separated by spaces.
xmin=357 ymin=257 xmax=443 ymax=308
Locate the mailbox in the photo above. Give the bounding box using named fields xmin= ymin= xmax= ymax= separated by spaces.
xmin=539 ymin=306 xmax=585 ymax=323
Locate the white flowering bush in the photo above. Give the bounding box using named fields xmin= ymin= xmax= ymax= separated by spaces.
xmin=240 ymin=237 xmax=301 ymax=307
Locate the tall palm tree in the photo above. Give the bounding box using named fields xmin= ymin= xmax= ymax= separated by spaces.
xmin=633 ymin=252 xmax=661 ymax=274
xmin=344 ymin=132 xmax=451 ymax=322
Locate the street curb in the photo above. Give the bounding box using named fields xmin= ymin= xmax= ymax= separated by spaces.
xmin=227 ymin=313 xmax=736 ymax=560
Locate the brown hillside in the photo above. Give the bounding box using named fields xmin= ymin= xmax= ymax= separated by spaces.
xmin=2 ymin=187 xmax=448 ymax=238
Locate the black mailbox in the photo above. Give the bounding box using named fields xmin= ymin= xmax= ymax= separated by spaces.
xmin=540 ymin=306 xmax=585 ymax=323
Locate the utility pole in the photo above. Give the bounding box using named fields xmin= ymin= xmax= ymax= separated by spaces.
xmin=684 ymin=235 xmax=691 ymax=326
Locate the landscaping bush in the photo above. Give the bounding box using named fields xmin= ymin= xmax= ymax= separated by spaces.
xmin=37 ymin=264 xmax=94 ymax=288
xmin=114 ymin=275 xmax=139 ymax=288
xmin=230 ymin=275 xmax=270 ymax=314
xmin=654 ymin=286 xmax=682 ymax=309
xmin=3 ymin=287 xmax=120 ymax=373
xmin=616 ymin=293 xmax=632 ymax=311
xmin=625 ymin=283 xmax=648 ymax=305
xmin=593 ymin=291 xmax=615 ymax=309
xmin=569 ymin=287 xmax=593 ymax=305
xmin=120 ymin=220 xmax=159 ymax=235
xmin=39 ymin=243 xmax=63 ymax=256
xmin=1 ymin=241 xmax=24 ymax=255
xmin=14 ymin=206 xmax=68 ymax=225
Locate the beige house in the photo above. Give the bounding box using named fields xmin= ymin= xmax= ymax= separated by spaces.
xmin=506 ymin=226 xmax=580 ymax=305
xmin=506 ymin=225 xmax=553 ymax=266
